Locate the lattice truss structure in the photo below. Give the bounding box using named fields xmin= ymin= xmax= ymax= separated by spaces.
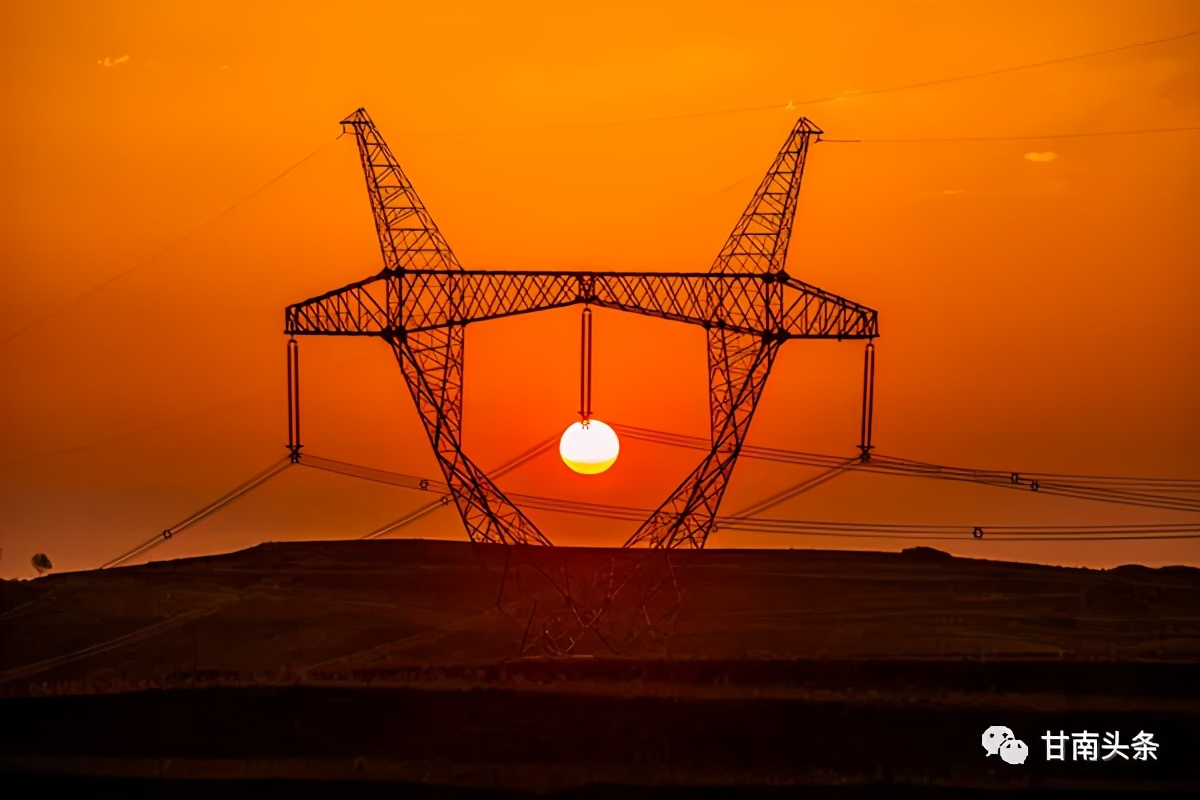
xmin=285 ymin=108 xmax=878 ymax=550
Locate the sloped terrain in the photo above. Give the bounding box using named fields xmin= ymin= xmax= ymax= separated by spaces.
xmin=1 ymin=540 xmax=1197 ymax=797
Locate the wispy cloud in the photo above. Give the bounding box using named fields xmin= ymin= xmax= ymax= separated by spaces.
xmin=97 ymin=55 xmax=131 ymax=68
xmin=1024 ymin=151 xmax=1057 ymax=163
xmin=943 ymin=189 xmax=965 ymax=195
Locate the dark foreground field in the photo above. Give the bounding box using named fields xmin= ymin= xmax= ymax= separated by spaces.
xmin=1 ymin=540 xmax=1198 ymax=798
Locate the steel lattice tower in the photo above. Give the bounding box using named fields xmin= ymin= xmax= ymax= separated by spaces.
xmin=285 ymin=108 xmax=878 ymax=549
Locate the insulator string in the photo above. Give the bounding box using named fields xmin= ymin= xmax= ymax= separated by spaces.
xmin=580 ymin=305 xmax=593 ymax=424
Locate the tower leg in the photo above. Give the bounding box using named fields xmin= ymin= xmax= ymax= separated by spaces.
xmin=389 ymin=326 xmax=553 ymax=546
xmin=625 ymin=329 xmax=780 ymax=548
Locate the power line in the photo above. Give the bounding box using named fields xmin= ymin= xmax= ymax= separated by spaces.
xmin=290 ymin=454 xmax=1196 ymax=543
xmin=2 ymin=392 xmax=275 ymax=465
xmin=7 ymin=31 xmax=1196 ymax=349
xmin=720 ymin=531 xmax=1200 ymax=543
xmin=95 ymin=417 xmax=1200 ymax=565
xmin=1 ymin=137 xmax=339 ymax=346
xmin=2 ymin=350 xmax=380 ymax=465
xmin=394 ymin=30 xmax=1198 ymax=136
xmin=865 ymin=450 xmax=1199 ymax=487
xmin=358 ymin=436 xmax=559 ymax=540
xmin=398 ymin=103 xmax=785 ymax=135
xmin=727 ymin=458 xmax=860 ymax=518
xmin=303 ymin=456 xmax=1198 ymax=539
xmin=100 ymin=436 xmax=1198 ymax=569
xmin=100 ymin=420 xmax=1200 ymax=566
xmin=6 ymin=42 xmax=1194 ymax=351
xmin=617 ymin=424 xmax=1200 ymax=496
xmin=102 ymin=456 xmax=295 ymax=569
xmin=790 ymin=30 xmax=1199 ymax=106
xmin=821 ymin=126 xmax=1200 ymax=144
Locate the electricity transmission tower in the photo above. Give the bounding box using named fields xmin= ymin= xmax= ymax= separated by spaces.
xmin=284 ymin=108 xmax=878 ymax=549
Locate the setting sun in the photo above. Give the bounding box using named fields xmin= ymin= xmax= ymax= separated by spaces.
xmin=559 ymin=419 xmax=620 ymax=475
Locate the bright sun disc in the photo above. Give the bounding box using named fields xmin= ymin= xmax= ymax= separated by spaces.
xmin=559 ymin=419 xmax=620 ymax=475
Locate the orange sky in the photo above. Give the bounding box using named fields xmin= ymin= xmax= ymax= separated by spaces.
xmin=1 ymin=0 xmax=1198 ymax=578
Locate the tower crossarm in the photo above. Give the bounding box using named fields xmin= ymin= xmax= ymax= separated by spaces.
xmin=286 ymin=269 xmax=876 ymax=339
xmin=286 ymin=272 xmax=393 ymax=336
xmin=778 ymin=273 xmax=877 ymax=339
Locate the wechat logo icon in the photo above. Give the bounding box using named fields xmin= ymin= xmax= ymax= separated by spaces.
xmin=983 ymin=725 xmax=1029 ymax=765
